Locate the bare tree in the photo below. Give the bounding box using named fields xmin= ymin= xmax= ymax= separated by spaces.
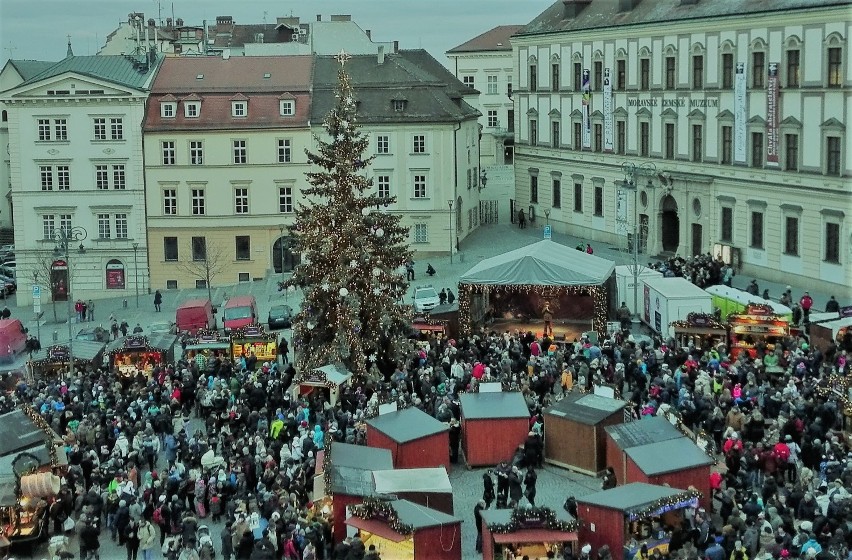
xmin=23 ymin=251 xmax=64 ymax=322
xmin=176 ymin=239 xmax=228 ymax=304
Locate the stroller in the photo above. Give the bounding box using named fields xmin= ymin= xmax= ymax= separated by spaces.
xmin=48 ymin=535 xmax=74 ymax=559
xmin=197 ymin=525 xmax=215 ymax=560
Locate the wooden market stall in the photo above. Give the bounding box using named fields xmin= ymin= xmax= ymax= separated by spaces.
xmin=28 ymin=341 xmax=105 ymax=377
xmin=480 ymin=506 xmax=578 ymax=560
xmin=459 ymin=391 xmax=530 ymax=467
xmin=605 ymin=417 xmax=682 ymax=484
xmin=811 ymin=316 xmax=852 ymax=353
xmin=669 ymin=313 xmax=728 ymax=351
xmin=366 ymin=407 xmax=449 ymax=469
xmin=576 ymin=483 xmax=700 ymax=560
xmin=622 ymin=438 xmax=713 ymax=510
xmin=346 ymin=498 xmax=463 ymax=560
xmin=182 ymin=329 xmax=231 ymax=363
xmin=544 ymin=393 xmax=626 ymax=475
xmin=727 ymin=303 xmax=790 ymax=359
xmin=290 ymin=363 xmax=353 ymax=407
xmin=229 ymin=323 xmax=277 ymax=362
xmin=106 ymin=334 xmax=177 ymax=377
xmin=372 ymin=468 xmax=454 ymax=515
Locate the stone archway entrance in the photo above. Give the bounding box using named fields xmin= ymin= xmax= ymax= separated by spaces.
xmin=660 ymin=195 xmax=679 ymax=253
xmin=272 ymin=236 xmax=301 ymax=273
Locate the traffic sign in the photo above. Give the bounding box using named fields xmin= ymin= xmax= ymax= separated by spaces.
xmin=32 ymin=285 xmax=41 ymax=299
xmin=543 ymin=225 xmax=552 ymax=240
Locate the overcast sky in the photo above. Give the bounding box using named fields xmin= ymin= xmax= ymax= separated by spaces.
xmin=0 ymin=0 xmax=552 ymax=68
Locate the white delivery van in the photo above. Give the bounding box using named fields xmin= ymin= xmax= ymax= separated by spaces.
xmin=641 ymin=277 xmax=713 ymax=337
xmin=615 ymin=265 xmax=663 ymax=314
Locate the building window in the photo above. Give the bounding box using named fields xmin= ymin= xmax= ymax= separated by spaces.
xmin=552 ymin=179 xmax=561 ymax=208
xmin=616 ymin=59 xmax=626 ymax=90
xmin=42 ymin=215 xmax=55 ymax=239
xmin=551 ymin=121 xmax=560 ymax=148
xmin=826 ymin=136 xmax=841 ymax=176
xmin=573 ymin=63 xmax=582 ymax=91
xmin=57 ymin=165 xmax=70 ymax=190
xmin=191 ymin=236 xmax=207 ymax=261
xmin=692 ymin=55 xmax=704 ymax=89
xmin=720 ymin=207 xmax=733 ymax=243
xmin=40 ymin=166 xmax=53 ymax=190
xmin=54 ymin=119 xmax=67 ymax=141
xmin=784 ymin=134 xmax=799 ymax=171
xmin=825 ymin=222 xmax=840 ymax=263
xmin=529 ymin=64 xmax=537 ymax=92
xmin=59 ymin=214 xmax=71 ymax=234
xmin=96 ymin=165 xmax=109 ymax=189
xmin=231 ymin=101 xmax=247 ymax=117
xmin=278 ymin=186 xmax=293 ymax=213
xmin=665 ymin=56 xmax=676 ymax=89
xmin=93 ymin=118 xmax=106 ymax=140
xmin=462 ymin=75 xmax=475 ymax=89
xmin=467 ymin=169 xmax=472 ymax=190
xmin=752 ymin=51 xmax=765 ymax=88
xmin=639 ymin=122 xmax=650 ymax=157
xmin=507 ymin=75 xmax=513 ymax=97
xmin=279 ymin=100 xmax=294 ymax=116
xmin=412 ymin=224 xmax=428 ymax=243
xmin=750 ymin=211 xmax=764 ymax=249
xmin=487 ymin=74 xmax=498 ymax=94
xmin=97 ymin=214 xmax=111 ymax=239
xmin=233 ymin=140 xmax=247 ymax=164
xmin=190 ymin=141 xmax=203 ymax=165
xmin=593 ymin=123 xmax=602 ymax=152
xmin=110 ymin=118 xmax=123 ymax=140
xmin=163 ymin=189 xmax=177 ymax=215
xmin=508 ymin=109 xmax=514 ymax=132
xmin=487 ymin=110 xmax=498 ymax=128
xmin=234 ymin=187 xmax=249 ymax=214
xmin=573 ymin=183 xmax=583 ymax=213
xmin=413 ymin=174 xmax=427 ymax=198
xmin=38 ymin=119 xmax=51 ymax=141
xmin=530 ymin=175 xmax=538 ymax=204
xmin=184 ymin=102 xmax=200 ymax=118
xmin=784 ymin=216 xmax=799 ymax=255
xmin=115 ymin=214 xmax=128 ymax=238
xmin=191 ymin=189 xmax=205 ymax=215
xmin=827 ymin=47 xmax=842 ymax=87
xmin=273 ymin=139 xmax=291 ymax=163
xmin=573 ymin=122 xmax=581 ymax=149
xmin=376 ymin=135 xmax=389 ymax=154
xmin=160 ymin=102 xmax=176 ymax=118
xmin=377 ymin=175 xmax=390 ymax=200
xmin=163 ymin=237 xmax=178 ymax=261
xmin=640 ymin=59 xmax=650 ymax=90
xmin=162 ymin=141 xmax=175 ymax=165
xmin=751 ymin=132 xmax=764 ymax=168
xmin=392 ymin=99 xmax=406 ymax=112
xmin=594 ymin=186 xmax=604 ymax=217
xmin=594 ymin=61 xmax=602 ymax=90
xmin=721 ymin=125 xmax=733 ymax=164
xmin=413 ymin=135 xmax=426 ymax=154
xmin=786 ymin=49 xmax=800 ymax=88
xmin=552 ymin=63 xmax=560 ymax=91
xmin=616 ymin=121 xmax=626 ymax=154
xmin=721 ymin=54 xmax=734 ymax=89
xmin=692 ymin=124 xmax=703 ymax=162
xmin=664 ymin=123 xmax=675 ymax=159
xmin=530 ymin=120 xmax=537 ymax=145
xmin=235 ymin=236 xmax=250 ymax=260
xmin=112 ymin=164 xmax=125 ymax=189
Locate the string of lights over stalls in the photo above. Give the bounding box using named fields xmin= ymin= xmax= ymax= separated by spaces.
xmin=350 ymin=498 xmax=415 ymax=536
xmin=625 ymin=489 xmax=702 ymax=522
xmin=20 ymin=405 xmax=60 ymax=469
xmin=457 ymin=283 xmax=608 ymax=337
xmin=488 ymin=505 xmax=579 ymax=534
xmin=815 ymin=372 xmax=852 ymax=417
xmin=281 ymin=50 xmax=412 ymax=377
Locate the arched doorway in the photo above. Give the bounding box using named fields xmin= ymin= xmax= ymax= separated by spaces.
xmin=272 ymin=236 xmax=301 ymax=273
xmin=660 ymin=195 xmax=679 ymax=253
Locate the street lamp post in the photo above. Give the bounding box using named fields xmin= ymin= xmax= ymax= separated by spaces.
xmin=53 ymin=226 xmax=87 ymax=378
xmin=621 ymin=161 xmax=656 ymax=323
xmin=279 ymin=225 xmax=287 ymax=302
xmin=544 ymin=209 xmax=550 ymax=226
xmin=447 ymin=200 xmax=454 ymax=264
xmin=132 ymin=242 xmax=139 ymax=308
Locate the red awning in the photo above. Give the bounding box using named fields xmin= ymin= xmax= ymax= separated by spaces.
xmin=345 ymin=517 xmax=408 ymax=543
xmin=492 ymin=529 xmax=578 ymax=544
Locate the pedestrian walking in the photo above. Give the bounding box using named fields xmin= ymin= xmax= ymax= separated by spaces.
xmin=87 ymin=299 xmax=95 ymax=321
xmin=518 ymin=209 xmax=526 ymax=229
xmin=800 ymin=291 xmax=813 ymax=322
xmin=137 ymin=519 xmax=157 ymax=560
xmin=406 ymin=259 xmax=415 ymax=281
xmin=154 ymin=290 xmax=162 ymax=312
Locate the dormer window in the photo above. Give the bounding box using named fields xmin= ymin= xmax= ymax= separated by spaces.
xmin=184 ymin=102 xmax=200 ymax=118
xmin=161 ymin=102 xmax=176 ymax=118
xmin=392 ymin=99 xmax=406 ymax=112
xmin=231 ymin=101 xmax=247 ymax=117
xmin=279 ymin=100 xmax=295 ymax=116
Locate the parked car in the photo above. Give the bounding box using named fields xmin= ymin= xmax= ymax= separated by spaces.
xmin=148 ymin=321 xmax=177 ymax=335
xmin=267 ymin=305 xmax=293 ymax=330
xmin=2 ymin=261 xmax=15 ymax=270
xmin=0 ymin=266 xmax=14 ymax=280
xmin=0 ymin=274 xmax=16 ymax=296
xmin=0 ymin=252 xmax=14 ymax=264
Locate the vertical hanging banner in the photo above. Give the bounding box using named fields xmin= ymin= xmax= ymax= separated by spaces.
xmin=766 ymin=62 xmax=780 ymax=165
xmin=582 ymin=68 xmax=591 ymax=149
xmin=615 ymin=189 xmax=629 ymax=237
xmin=603 ymin=67 xmax=613 ymax=152
xmin=734 ymin=62 xmax=747 ymax=163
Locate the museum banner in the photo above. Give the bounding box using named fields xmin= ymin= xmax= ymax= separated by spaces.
xmin=766 ymin=62 xmax=780 ymax=165
xmin=582 ymin=68 xmax=591 ymax=149
xmin=603 ymin=67 xmax=613 ymax=152
xmin=734 ymin=62 xmax=747 ymax=163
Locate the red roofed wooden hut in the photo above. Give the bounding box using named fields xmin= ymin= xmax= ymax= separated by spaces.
xmin=366 ymin=407 xmax=449 ymax=469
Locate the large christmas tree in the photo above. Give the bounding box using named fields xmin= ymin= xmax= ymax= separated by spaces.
xmin=282 ymin=52 xmax=412 ymax=377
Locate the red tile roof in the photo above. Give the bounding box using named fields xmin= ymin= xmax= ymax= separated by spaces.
xmin=150 ymin=55 xmax=313 ymax=93
xmin=446 ymin=25 xmax=525 ymax=53
xmin=144 ymin=92 xmax=311 ymax=131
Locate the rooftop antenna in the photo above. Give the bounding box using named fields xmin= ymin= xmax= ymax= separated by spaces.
xmin=4 ymin=43 xmax=16 ymax=59
xmin=263 ymin=11 xmax=268 ymax=24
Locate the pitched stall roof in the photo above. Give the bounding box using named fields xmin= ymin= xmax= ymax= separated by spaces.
xmin=311 ymin=50 xmax=480 ymax=124
xmin=576 ymin=482 xmax=688 ymax=513
xmin=366 ymin=407 xmax=448 ymax=443
xmin=21 ymin=55 xmax=161 ymax=89
xmin=390 ymin=499 xmax=462 ymax=529
xmin=30 ymin=340 xmax=106 ymax=363
xmin=605 ymin=417 xmax=682 ymax=449
xmin=460 ymin=392 xmax=530 ymax=420
xmin=517 ymin=0 xmax=849 ymax=36
xmin=546 ymin=393 xmax=626 ymax=425
xmin=625 ymin=438 xmax=714 ymax=475
xmin=372 ymin=468 xmax=452 ymax=495
xmin=0 ymin=409 xmax=56 ymax=457
xmin=447 ymin=25 xmax=525 ymax=53
xmin=327 ymin=442 xmax=393 ymax=497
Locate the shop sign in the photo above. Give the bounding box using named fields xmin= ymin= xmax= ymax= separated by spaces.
xmin=745 ymin=303 xmax=774 ymax=316
xmin=125 ymin=335 xmax=148 ymax=349
xmin=48 ymin=345 xmax=69 ymax=362
xmin=301 ymin=370 xmax=329 ymax=385
xmin=517 ymin=511 xmax=548 ymax=528
xmin=106 ymin=260 xmax=126 ymax=290
xmin=626 ymin=96 xmax=719 ymax=109
xmin=232 ymin=340 xmax=277 ymax=361
xmin=839 ymin=306 xmax=852 ymax=318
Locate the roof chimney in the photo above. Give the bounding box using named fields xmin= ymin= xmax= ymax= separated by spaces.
xmin=393 ymin=40 xmax=399 ymax=53
xmin=618 ymin=0 xmax=642 ymax=12
xmin=378 ymin=45 xmax=385 ymax=65
xmin=365 ymin=29 xmax=371 ymax=40
xmin=330 ymin=14 xmax=351 ymax=22
xmin=316 ymin=14 xmax=322 ymax=22
xmin=222 ymin=48 xmax=230 ymax=60
xmin=176 ymin=18 xmax=184 ymax=27
xmin=563 ymin=0 xmax=592 ymax=19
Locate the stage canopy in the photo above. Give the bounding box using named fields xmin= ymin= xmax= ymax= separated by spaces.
xmin=459 ymin=240 xmax=615 ymax=287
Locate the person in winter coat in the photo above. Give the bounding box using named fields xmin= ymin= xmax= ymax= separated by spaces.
xmin=138 ymin=519 xmax=157 ymax=560
xmin=124 ymin=518 xmax=141 ymax=560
